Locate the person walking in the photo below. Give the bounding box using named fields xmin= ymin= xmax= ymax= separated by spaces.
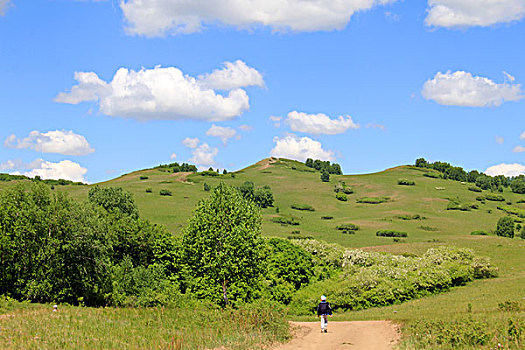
xmin=317 ymin=295 xmax=332 ymax=333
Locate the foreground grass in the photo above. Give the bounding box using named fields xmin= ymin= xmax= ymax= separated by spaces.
xmin=0 ymin=299 xmax=289 ymax=350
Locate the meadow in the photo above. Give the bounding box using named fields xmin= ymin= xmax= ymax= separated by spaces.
xmin=1 ymin=157 xmax=525 ymax=349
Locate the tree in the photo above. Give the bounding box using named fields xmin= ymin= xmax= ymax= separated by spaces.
xmin=415 ymin=158 xmax=428 ymax=168
xmin=305 ymin=158 xmax=314 ymax=168
xmin=182 ymin=183 xmax=264 ymax=305
xmin=521 ymin=225 xmax=525 ymax=240
xmin=510 ymin=179 xmax=525 ymax=194
xmin=88 ymin=186 xmax=138 ymax=218
xmin=254 ymin=186 xmax=274 ymax=208
xmin=321 ymin=171 xmax=330 ymax=182
xmin=495 ymin=216 xmax=515 ymax=238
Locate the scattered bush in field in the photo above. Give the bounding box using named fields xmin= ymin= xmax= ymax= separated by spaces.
xmin=423 ymin=172 xmax=440 ymax=178
xmin=485 ymin=194 xmax=505 ymax=201
xmin=498 ymin=300 xmax=521 ymax=311
xmin=336 ymin=223 xmax=360 ymax=231
xmin=238 ymin=181 xmax=275 ymax=208
xmin=419 ymin=225 xmax=438 ymax=231
xmin=511 ymin=179 xmax=525 ymax=194
xmin=288 ymin=243 xmax=497 ymax=315
xmin=336 ymin=193 xmax=348 ymax=201
xmin=497 ymin=205 xmax=525 ymax=218
xmin=159 ymin=189 xmax=172 ymax=196
xmin=290 ymin=230 xmax=301 ymax=235
xmin=334 ymin=181 xmax=353 ymax=194
xmin=223 ymin=169 xmax=228 ymax=174
xmin=291 ymin=204 xmax=315 ymax=211
xmin=476 ymin=196 xmax=486 ymax=203
xmin=398 ymin=179 xmax=415 ymax=186
xmin=304 ymin=158 xmax=343 ymax=174
xmin=395 ymin=214 xmax=424 ymax=220
xmin=89 ymin=186 xmax=139 ymax=218
xmin=200 ymin=170 xmax=219 ymax=176
xmin=496 ymin=216 xmax=515 ymax=238
xmin=517 ymin=199 xmax=525 ymax=204
xmin=446 ymin=199 xmax=477 ymax=211
xmin=145 ymin=188 xmax=152 ymax=193
xmin=376 ymin=230 xmax=407 ymax=237
xmin=516 ymin=223 xmax=522 ymax=232
xmin=320 ymin=171 xmax=330 ymax=182
xmin=321 ymin=216 xmax=333 ymax=220
xmin=271 ymin=215 xmax=300 ymax=226
xmin=139 ymin=175 xmax=149 ymax=180
xmin=356 ymin=196 xmax=390 ymax=204
xmin=521 ymin=225 xmax=525 ymax=239
xmin=203 ymin=182 xmax=211 ymax=192
xmin=471 ymin=230 xmax=489 ymax=236
xmin=468 ymin=186 xmax=482 ymax=192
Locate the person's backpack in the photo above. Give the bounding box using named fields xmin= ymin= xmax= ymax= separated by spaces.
xmin=318 ymin=302 xmax=331 ymax=315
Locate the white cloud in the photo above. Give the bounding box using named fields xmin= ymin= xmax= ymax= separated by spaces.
xmin=198 ymin=60 xmax=264 ymax=90
xmin=270 ymin=135 xmax=334 ymax=162
xmin=520 ymin=131 xmax=525 ymax=140
xmin=206 ymin=124 xmax=237 ymax=144
xmin=55 ymin=62 xmax=263 ymax=122
xmin=495 ymin=136 xmax=504 ymax=145
xmin=513 ymin=146 xmax=525 ymax=153
xmin=286 ymin=111 xmax=359 ymax=135
xmin=0 ymin=158 xmax=88 ymax=182
xmin=4 ymin=130 xmax=94 ymax=156
xmin=182 ymin=137 xmax=200 ymax=149
xmin=188 ymin=143 xmax=219 ymax=168
xmin=422 ymin=71 xmax=523 ymax=107
xmin=170 ymin=153 xmax=177 ymax=160
xmin=0 ymin=0 xmax=11 ymax=16
xmin=366 ymin=123 xmax=386 ymax=131
xmin=485 ymin=163 xmax=525 ymax=177
xmin=120 ymin=0 xmax=399 ymax=37
xmin=425 ymin=0 xmax=525 ymax=28
xmin=239 ymin=124 xmax=253 ymax=132
xmin=269 ymin=116 xmax=282 ymax=122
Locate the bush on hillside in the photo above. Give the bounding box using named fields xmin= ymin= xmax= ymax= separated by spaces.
xmin=470 ymin=230 xmax=489 ymax=236
xmin=334 ymin=181 xmax=353 ymax=194
xmin=320 ymin=171 xmax=330 ymax=182
xmin=145 ymin=188 xmax=152 ymax=193
xmin=356 ymin=196 xmax=390 ymax=204
xmin=485 ymin=194 xmax=505 ymax=202
xmin=336 ymin=193 xmax=348 ymax=201
xmin=139 ymin=176 xmax=149 ymax=180
xmin=497 ymin=205 xmax=525 ymax=218
xmin=376 ymin=230 xmax=407 ymax=237
xmin=521 ymin=226 xmax=525 ymax=239
xmin=336 ymin=223 xmax=360 ymax=231
xmin=200 ymin=170 xmax=219 ymax=176
xmin=468 ymin=186 xmax=482 ymax=192
xmin=321 ymin=216 xmax=333 ymax=220
xmin=89 ymin=186 xmax=139 ymax=218
xmin=423 ymin=172 xmax=440 ymax=179
xmin=446 ymin=199 xmax=477 ymax=211
xmin=159 ymin=189 xmax=172 ymax=196
xmin=203 ymin=182 xmax=211 ymax=192
xmin=511 ymin=179 xmax=525 ymax=194
xmin=398 ymin=179 xmax=415 ymax=186
xmin=291 ymin=204 xmax=315 ymax=211
xmin=271 ymin=216 xmax=300 ymax=226
xmin=496 ymin=217 xmax=515 ymax=238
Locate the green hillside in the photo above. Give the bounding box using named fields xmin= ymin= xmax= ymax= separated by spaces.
xmin=2 ymin=158 xmax=525 ymax=348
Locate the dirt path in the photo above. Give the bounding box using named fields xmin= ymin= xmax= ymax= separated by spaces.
xmin=271 ymin=321 xmax=401 ymax=350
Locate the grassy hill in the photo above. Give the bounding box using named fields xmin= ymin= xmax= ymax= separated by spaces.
xmin=2 ymin=157 xmax=525 ymax=348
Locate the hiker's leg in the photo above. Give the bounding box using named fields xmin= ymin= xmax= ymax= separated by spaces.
xmin=320 ymin=315 xmax=326 ymax=330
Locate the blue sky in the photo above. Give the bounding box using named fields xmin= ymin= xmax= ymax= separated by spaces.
xmin=0 ymin=0 xmax=524 ymax=183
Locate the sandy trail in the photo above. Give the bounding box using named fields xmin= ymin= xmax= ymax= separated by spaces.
xmin=271 ymin=321 xmax=400 ymax=350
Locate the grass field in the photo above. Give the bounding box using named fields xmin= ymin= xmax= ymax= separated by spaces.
xmin=1 ymin=157 xmax=525 ymax=348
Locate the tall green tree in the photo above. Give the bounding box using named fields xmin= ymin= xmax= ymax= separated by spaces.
xmin=182 ymin=183 xmax=264 ymax=305
xmin=88 ymin=186 xmax=138 ymax=218
xmin=496 ymin=216 xmax=515 ymax=238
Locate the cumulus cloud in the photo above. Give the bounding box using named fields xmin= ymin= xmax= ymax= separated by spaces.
xmin=239 ymin=124 xmax=253 ymax=132
xmin=170 ymin=153 xmax=177 ymax=160
xmin=485 ymin=163 xmax=525 ymax=177
xmin=285 ymin=111 xmax=359 ymax=135
xmin=495 ymin=136 xmax=504 ymax=145
xmin=422 ymin=71 xmax=523 ymax=107
xmin=425 ymin=0 xmax=525 ymax=28
xmin=120 ymin=0 xmax=399 ymax=37
xmin=188 ymin=143 xmax=219 ymax=168
xmin=198 ymin=60 xmax=264 ymax=90
xmin=0 ymin=158 xmax=88 ymax=182
xmin=520 ymin=131 xmax=525 ymax=140
xmin=55 ymin=62 xmax=263 ymax=122
xmin=513 ymin=146 xmax=525 ymax=153
xmin=182 ymin=137 xmax=200 ymax=149
xmin=270 ymin=135 xmax=334 ymax=162
xmin=4 ymin=130 xmax=94 ymax=156
xmin=0 ymin=0 xmax=11 ymax=16
xmin=206 ymin=124 xmax=237 ymax=144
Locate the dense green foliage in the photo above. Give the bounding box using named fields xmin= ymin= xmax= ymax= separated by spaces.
xmin=496 ymin=216 xmax=515 ymax=238
xmin=468 ymin=186 xmax=482 ymax=192
xmin=305 ymin=158 xmax=343 ymax=175
xmin=0 ymin=184 xmax=177 ymax=306
xmin=320 ymin=171 xmax=330 ymax=182
xmin=470 ymin=230 xmax=489 ymax=236
xmin=159 ymin=189 xmax=172 ymax=196
xmin=398 ymin=179 xmax=415 ymax=186
xmin=485 ymin=194 xmax=505 ymax=202
xmin=0 ymin=172 xmax=85 ymax=186
xmin=510 ymin=177 xmax=525 ymax=194
xmin=335 ymin=192 xmax=348 ymax=201
xmin=356 ymin=196 xmax=390 ymax=204
xmin=155 ymin=162 xmax=197 ymax=173
xmin=271 ymin=215 xmax=300 ymax=226
xmin=334 ymin=181 xmax=354 ymax=194
xmin=497 ymin=205 xmax=525 ymax=218
xmin=238 ymin=181 xmax=275 ymax=208
xmin=291 ymin=203 xmax=315 ymax=211
xmin=182 ymin=183 xmax=264 ymax=305
xmin=288 ymin=242 xmax=497 ymax=315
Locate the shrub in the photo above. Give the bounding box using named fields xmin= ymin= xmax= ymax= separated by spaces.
xmin=521 ymin=225 xmax=525 ymax=239
xmin=320 ymin=171 xmax=330 ymax=182
xmin=139 ymin=175 xmax=149 ymax=180
xmin=334 ymin=181 xmax=353 ymax=194
xmin=376 ymin=230 xmax=407 ymax=237
xmin=398 ymin=179 xmax=415 ymax=186
xmin=395 ymin=214 xmax=423 ymax=220
xmin=200 ymin=170 xmax=219 ymax=177
xmin=290 ymin=230 xmax=301 ymax=235
xmin=447 ymin=199 xmax=477 ymax=211
xmin=475 ymin=196 xmax=486 ymax=202
xmin=356 ymin=196 xmax=390 ymax=204
xmin=203 ymin=183 xmax=211 ymax=192
xmin=497 ymin=205 xmax=525 ymax=218
xmin=496 ymin=216 xmax=515 ymax=238
xmin=89 ymin=186 xmax=139 ymax=218
xmin=271 ymin=216 xmax=300 ymax=226
xmin=468 ymin=186 xmax=482 ymax=192
xmin=336 ymin=223 xmax=360 ymax=231
xmin=145 ymin=188 xmax=152 ymax=193
xmin=321 ymin=216 xmax=333 ymax=220
xmin=485 ymin=194 xmax=505 ymax=201
xmin=419 ymin=225 xmax=438 ymax=231
xmin=159 ymin=189 xmax=172 ymax=196
xmin=471 ymin=230 xmax=489 ymax=236
xmin=423 ymin=172 xmax=440 ymax=178
xmin=336 ymin=193 xmax=348 ymax=201
xmin=510 ymin=179 xmax=525 ymax=194
xmin=291 ymin=204 xmax=315 ymax=211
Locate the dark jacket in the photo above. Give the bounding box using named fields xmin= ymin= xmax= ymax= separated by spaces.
xmin=317 ymin=301 xmax=332 ymax=316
